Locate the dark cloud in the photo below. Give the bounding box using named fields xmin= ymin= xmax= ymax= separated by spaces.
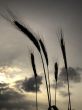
xmin=51 ymin=67 xmax=81 ymax=89
xmin=0 ymin=83 xmax=46 ymax=110
xmin=0 ymin=83 xmax=9 ymax=88
xmin=22 ymin=75 xmax=42 ymax=92
xmin=0 ymin=87 xmax=29 ymax=109
xmin=0 ymin=84 xmax=43 ymax=110
xmin=14 ymin=75 xmax=43 ymax=93
xmin=59 ymin=67 xmax=81 ymax=83
xmin=0 ymin=83 xmax=25 ymax=103
xmin=0 ymin=83 xmax=9 ymax=93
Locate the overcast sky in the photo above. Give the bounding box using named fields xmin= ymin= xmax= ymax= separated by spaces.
xmin=0 ymin=0 xmax=82 ymax=110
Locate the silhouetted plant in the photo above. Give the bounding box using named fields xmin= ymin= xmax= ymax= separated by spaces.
xmin=48 ymin=62 xmax=59 ymax=110
xmin=31 ymin=52 xmax=38 ymax=110
xmin=39 ymin=39 xmax=48 ymax=66
xmin=57 ymin=29 xmax=71 ymax=110
xmin=31 ymin=53 xmax=37 ymax=78
xmin=54 ymin=62 xmax=58 ymax=106
xmin=39 ymin=38 xmax=51 ymax=106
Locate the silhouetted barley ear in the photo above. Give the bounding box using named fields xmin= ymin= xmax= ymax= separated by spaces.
xmin=14 ymin=21 xmax=40 ymax=52
xmin=39 ymin=39 xmax=48 ymax=66
xmin=59 ymin=29 xmax=71 ymax=110
xmin=31 ymin=53 xmax=37 ymax=78
xmin=60 ymin=32 xmax=67 ymax=70
xmin=0 ymin=9 xmax=40 ymax=52
xmin=31 ymin=53 xmax=38 ymax=110
xmin=39 ymin=39 xmax=51 ymax=105
xmin=54 ymin=62 xmax=58 ymax=82
xmin=54 ymin=62 xmax=58 ymax=106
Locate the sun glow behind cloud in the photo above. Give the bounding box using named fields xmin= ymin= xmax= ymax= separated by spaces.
xmin=0 ymin=66 xmax=27 ymax=84
xmin=0 ymin=65 xmax=62 ymax=103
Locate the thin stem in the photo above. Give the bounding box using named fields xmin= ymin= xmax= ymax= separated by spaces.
xmin=47 ymin=66 xmax=51 ymax=106
xmin=55 ymin=81 xmax=57 ymax=106
xmin=40 ymin=51 xmax=50 ymax=107
xmin=35 ymin=77 xmax=38 ymax=110
xmin=66 ymin=69 xmax=71 ymax=110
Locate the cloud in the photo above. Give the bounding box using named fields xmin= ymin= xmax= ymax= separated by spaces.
xmin=0 ymin=83 xmax=9 ymax=93
xmin=51 ymin=67 xmax=81 ymax=89
xmin=22 ymin=75 xmax=42 ymax=92
xmin=0 ymin=86 xmax=29 ymax=109
xmin=0 ymin=83 xmax=24 ymax=101
xmin=51 ymin=80 xmax=65 ymax=89
xmin=14 ymin=75 xmax=43 ymax=93
xmin=0 ymin=82 xmax=46 ymax=110
xmin=0 ymin=84 xmax=40 ymax=110
xmin=0 ymin=83 xmax=9 ymax=88
xmin=59 ymin=67 xmax=81 ymax=83
xmin=76 ymin=67 xmax=82 ymax=72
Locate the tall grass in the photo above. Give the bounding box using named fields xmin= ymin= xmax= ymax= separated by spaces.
xmin=57 ymin=29 xmax=71 ymax=110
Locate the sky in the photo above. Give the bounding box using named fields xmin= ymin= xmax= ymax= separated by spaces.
xmin=0 ymin=0 xmax=82 ymax=110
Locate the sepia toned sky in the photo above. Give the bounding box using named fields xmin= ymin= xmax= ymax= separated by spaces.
xmin=0 ymin=0 xmax=82 ymax=110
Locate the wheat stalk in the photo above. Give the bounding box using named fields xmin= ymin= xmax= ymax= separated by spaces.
xmin=57 ymin=29 xmax=71 ymax=110
xmin=39 ymin=38 xmax=51 ymax=106
xmin=31 ymin=52 xmax=38 ymax=110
